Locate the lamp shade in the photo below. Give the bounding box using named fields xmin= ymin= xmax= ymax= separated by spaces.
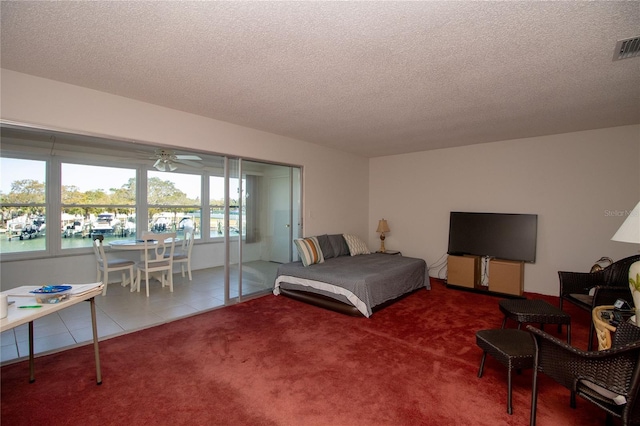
xmin=376 ymin=219 xmax=390 ymax=234
xmin=611 ymin=201 xmax=640 ymax=244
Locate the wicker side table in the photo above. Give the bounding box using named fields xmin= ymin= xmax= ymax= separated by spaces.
xmin=476 ymin=329 xmax=535 ymax=415
xmin=499 ymin=299 xmax=572 ymax=344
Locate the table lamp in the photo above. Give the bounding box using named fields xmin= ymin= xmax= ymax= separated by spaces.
xmin=611 ymin=201 xmax=640 ymax=318
xmin=376 ymin=219 xmax=390 ymax=253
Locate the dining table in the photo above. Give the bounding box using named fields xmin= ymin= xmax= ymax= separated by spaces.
xmin=108 ymin=238 xmax=180 ymax=251
xmin=109 ymin=238 xmax=180 ymax=290
xmin=109 ymin=239 xmax=152 ymax=251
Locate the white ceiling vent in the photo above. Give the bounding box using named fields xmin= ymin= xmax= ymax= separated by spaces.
xmin=613 ymin=36 xmax=640 ymax=61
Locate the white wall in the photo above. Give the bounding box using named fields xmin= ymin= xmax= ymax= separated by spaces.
xmin=369 ymin=125 xmax=640 ymax=296
xmin=0 ymin=69 xmax=370 ymax=287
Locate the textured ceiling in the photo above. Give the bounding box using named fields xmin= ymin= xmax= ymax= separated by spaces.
xmin=1 ymin=1 xmax=639 ymax=158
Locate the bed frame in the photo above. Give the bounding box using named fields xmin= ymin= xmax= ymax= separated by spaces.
xmin=279 ymin=286 xmax=424 ymax=317
xmin=279 ymin=287 xmax=363 ymax=316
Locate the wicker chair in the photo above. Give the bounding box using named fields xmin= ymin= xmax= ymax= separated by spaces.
xmin=528 ymin=322 xmax=640 ymax=426
xmin=559 ymin=255 xmax=640 ymax=350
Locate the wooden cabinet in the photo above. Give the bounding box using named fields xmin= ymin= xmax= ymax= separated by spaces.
xmin=488 ymin=259 xmax=524 ymax=296
xmin=447 ymin=255 xmax=480 ymax=289
xmin=447 ymin=255 xmax=524 ymax=296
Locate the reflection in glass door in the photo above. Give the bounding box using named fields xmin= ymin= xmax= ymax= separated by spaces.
xmin=225 ymin=159 xmax=301 ymax=304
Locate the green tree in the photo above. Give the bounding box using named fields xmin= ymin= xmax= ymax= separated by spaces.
xmin=82 ymin=189 xmax=111 ymax=205
xmin=110 ymin=178 xmax=136 ymax=205
xmin=62 ymin=185 xmax=84 ymax=205
xmin=147 ymin=177 xmax=194 ymax=205
xmin=3 ymin=179 xmax=45 ymax=204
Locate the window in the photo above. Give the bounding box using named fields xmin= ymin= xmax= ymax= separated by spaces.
xmin=0 ymin=158 xmax=47 ymax=254
xmin=61 ymin=163 xmax=136 ymax=248
xmin=147 ymin=170 xmax=201 ymax=238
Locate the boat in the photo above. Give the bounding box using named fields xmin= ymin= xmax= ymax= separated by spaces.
xmin=7 ymin=222 xmax=24 ymax=241
xmin=151 ymin=216 xmax=171 ymax=232
xmin=20 ymin=223 xmax=39 ymax=240
xmin=122 ymin=217 xmax=136 ymax=237
xmin=6 ymin=216 xmax=44 ymax=241
xmin=32 ymin=216 xmax=46 ymax=236
xmin=90 ymin=213 xmax=121 ymax=237
xmin=63 ymin=220 xmax=87 ymax=238
xmin=178 ymin=216 xmax=195 ymax=230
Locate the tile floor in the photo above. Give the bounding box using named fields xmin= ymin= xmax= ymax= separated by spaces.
xmin=0 ymin=261 xmax=279 ymax=364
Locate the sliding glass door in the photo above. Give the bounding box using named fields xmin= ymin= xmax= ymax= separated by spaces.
xmin=225 ymin=159 xmax=301 ymax=304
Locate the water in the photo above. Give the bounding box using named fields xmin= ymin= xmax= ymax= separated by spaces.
xmin=0 ymin=233 xmax=119 ymax=254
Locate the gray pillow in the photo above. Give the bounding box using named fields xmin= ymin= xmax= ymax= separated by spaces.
xmin=328 ymin=234 xmax=350 ymax=257
xmin=316 ymin=234 xmax=335 ymax=259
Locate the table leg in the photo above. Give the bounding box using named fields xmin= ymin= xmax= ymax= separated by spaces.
xmin=89 ymin=297 xmax=103 ymax=385
xmin=507 ymin=367 xmax=513 ymax=414
xmin=28 ymin=321 xmax=35 ymax=383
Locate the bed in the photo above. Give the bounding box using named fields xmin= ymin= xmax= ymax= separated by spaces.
xmin=273 ymin=234 xmax=429 ymax=317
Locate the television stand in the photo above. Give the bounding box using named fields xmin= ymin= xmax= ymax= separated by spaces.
xmin=447 ymin=255 xmax=524 ymax=296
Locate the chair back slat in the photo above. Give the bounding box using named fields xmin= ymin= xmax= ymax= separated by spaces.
xmin=137 ymin=232 xmax=177 ymax=297
xmin=140 ymin=232 xmax=176 ymax=269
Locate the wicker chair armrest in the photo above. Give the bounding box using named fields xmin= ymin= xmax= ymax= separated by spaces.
xmin=527 ymin=325 xmax=640 ymax=395
xmin=558 ymin=271 xmax=605 ymax=297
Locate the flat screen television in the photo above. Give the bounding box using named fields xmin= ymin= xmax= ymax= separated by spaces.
xmin=447 ymin=212 xmax=538 ymax=263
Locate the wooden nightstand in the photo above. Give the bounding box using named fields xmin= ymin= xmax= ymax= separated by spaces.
xmin=376 ymin=250 xmax=401 ymax=256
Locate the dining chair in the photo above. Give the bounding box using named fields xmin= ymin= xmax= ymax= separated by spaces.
xmin=92 ymin=235 xmax=136 ymax=296
xmin=136 ymin=232 xmax=176 ymax=297
xmin=171 ymin=226 xmax=195 ymax=281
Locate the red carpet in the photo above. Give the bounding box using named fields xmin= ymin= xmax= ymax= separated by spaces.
xmin=1 ymin=280 xmax=608 ymax=425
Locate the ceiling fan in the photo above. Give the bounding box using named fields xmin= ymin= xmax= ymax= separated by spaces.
xmin=150 ymin=149 xmax=203 ymax=172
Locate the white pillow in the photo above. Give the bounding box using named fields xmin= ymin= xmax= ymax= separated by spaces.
xmin=343 ymin=234 xmax=370 ymax=256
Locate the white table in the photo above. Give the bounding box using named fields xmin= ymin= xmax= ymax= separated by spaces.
xmin=108 ymin=239 xmax=147 ymax=250
xmin=109 ymin=239 xmax=181 ymax=291
xmin=0 ymin=283 xmax=104 ymax=384
xmin=109 ymin=238 xmax=180 ymax=250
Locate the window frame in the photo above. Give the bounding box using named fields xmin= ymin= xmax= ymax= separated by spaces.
xmin=60 ymin=160 xmax=138 ymax=252
xmin=0 ymin=154 xmax=49 ymax=256
xmin=146 ymin=169 xmax=203 ymax=238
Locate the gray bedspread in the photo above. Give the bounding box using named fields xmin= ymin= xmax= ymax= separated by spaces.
xmin=273 ymin=253 xmax=429 ymax=317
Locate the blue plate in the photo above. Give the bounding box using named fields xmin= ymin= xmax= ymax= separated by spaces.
xmin=30 ymin=285 xmax=72 ymax=294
